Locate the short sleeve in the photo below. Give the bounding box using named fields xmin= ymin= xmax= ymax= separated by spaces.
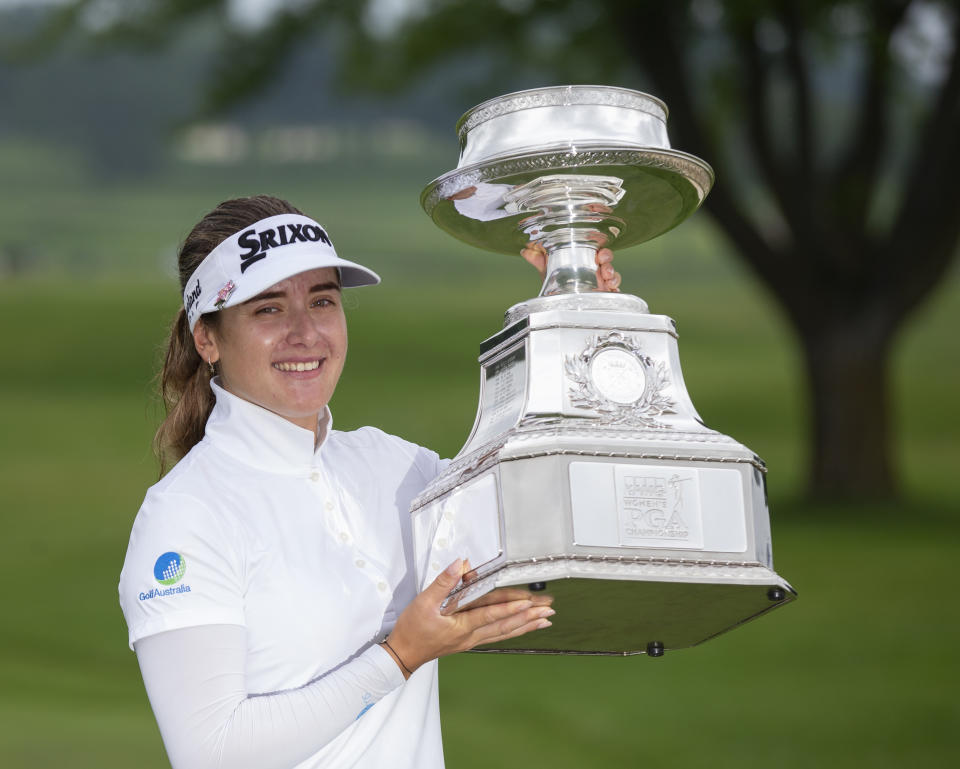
xmin=415 ymin=444 xmax=450 ymax=484
xmin=119 ymin=491 xmax=246 ymax=650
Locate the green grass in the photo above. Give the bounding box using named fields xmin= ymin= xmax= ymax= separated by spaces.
xmin=0 ymin=269 xmax=957 ymax=768
xmin=0 ymin=147 xmax=957 ymax=766
xmin=441 ymin=521 xmax=960 ymax=767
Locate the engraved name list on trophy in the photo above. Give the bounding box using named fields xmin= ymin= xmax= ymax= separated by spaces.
xmin=411 ymin=86 xmax=795 ymax=656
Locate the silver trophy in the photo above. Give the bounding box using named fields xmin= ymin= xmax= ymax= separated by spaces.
xmin=412 ymin=86 xmax=795 ymax=656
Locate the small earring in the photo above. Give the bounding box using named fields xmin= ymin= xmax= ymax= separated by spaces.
xmin=207 ymin=359 xmax=215 ymax=375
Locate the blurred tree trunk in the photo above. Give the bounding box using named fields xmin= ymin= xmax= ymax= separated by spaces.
xmin=800 ymin=310 xmax=895 ymax=499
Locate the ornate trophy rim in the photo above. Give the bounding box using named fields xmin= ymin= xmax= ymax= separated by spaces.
xmin=423 ymin=143 xmax=714 ymax=214
xmin=455 ymin=85 xmax=670 ymax=141
xmin=421 ymin=143 xmax=715 ymax=257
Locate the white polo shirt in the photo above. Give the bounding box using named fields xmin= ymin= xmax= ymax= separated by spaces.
xmin=119 ymin=381 xmax=447 ymax=767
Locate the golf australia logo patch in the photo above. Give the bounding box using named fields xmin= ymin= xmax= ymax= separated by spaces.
xmin=139 ymin=551 xmax=192 ymax=601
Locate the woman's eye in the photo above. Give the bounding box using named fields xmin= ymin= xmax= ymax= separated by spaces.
xmin=313 ymin=297 xmax=336 ymax=308
xmin=255 ymin=305 xmax=279 ymax=315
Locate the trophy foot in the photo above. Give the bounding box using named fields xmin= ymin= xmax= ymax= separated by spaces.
xmin=445 ymin=559 xmax=797 ymax=655
xmin=504 ymin=291 xmax=650 ymax=326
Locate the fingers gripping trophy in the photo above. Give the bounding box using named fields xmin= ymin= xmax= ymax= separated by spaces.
xmin=412 ymin=86 xmax=795 ymax=656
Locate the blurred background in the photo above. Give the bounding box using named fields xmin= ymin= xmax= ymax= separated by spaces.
xmin=0 ymin=1 xmax=957 ymax=767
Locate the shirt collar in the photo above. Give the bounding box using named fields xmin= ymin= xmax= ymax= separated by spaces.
xmin=203 ymin=379 xmax=333 ymax=472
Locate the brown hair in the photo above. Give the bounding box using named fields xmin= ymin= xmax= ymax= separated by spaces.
xmin=154 ymin=195 xmax=304 ymax=473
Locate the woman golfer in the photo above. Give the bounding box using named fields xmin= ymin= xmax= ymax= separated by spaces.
xmin=119 ymin=195 xmax=619 ymax=768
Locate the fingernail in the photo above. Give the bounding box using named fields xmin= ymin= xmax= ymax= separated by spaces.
xmin=537 ymin=619 xmax=552 ymax=629
xmin=445 ymin=559 xmax=462 ymax=575
xmin=532 ymin=596 xmax=553 ymax=606
xmin=540 ymin=608 xmax=556 ymax=618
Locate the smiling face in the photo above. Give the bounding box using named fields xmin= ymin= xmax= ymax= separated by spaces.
xmin=193 ymin=267 xmax=347 ymax=434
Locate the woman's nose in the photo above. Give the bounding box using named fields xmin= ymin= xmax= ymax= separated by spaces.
xmin=285 ymin=307 xmax=320 ymax=346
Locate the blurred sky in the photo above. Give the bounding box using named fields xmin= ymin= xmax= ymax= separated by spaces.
xmin=1 ymin=0 xmax=952 ymax=84
xmin=0 ymin=0 xmax=417 ymax=30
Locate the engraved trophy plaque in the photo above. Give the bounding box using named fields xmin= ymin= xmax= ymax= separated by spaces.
xmin=412 ymin=86 xmax=795 ymax=655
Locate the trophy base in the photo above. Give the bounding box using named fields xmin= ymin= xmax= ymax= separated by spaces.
xmin=448 ymin=559 xmax=795 ymax=655
xmin=410 ymin=298 xmax=795 ymax=656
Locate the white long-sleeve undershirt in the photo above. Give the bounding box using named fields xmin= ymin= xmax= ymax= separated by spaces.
xmin=135 ymin=624 xmax=405 ymax=769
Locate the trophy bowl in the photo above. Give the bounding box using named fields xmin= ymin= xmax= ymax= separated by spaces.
xmin=412 ymin=85 xmax=795 ymax=656
xmin=422 ymin=85 xmax=714 ymax=295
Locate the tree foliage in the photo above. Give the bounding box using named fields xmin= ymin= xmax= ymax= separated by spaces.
xmin=14 ymin=0 xmax=960 ymax=500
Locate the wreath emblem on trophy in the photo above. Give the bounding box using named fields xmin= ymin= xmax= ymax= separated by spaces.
xmin=564 ymin=330 xmax=676 ymax=427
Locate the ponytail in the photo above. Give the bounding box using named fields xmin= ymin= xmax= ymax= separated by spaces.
xmin=153 ymin=308 xmax=217 ymax=475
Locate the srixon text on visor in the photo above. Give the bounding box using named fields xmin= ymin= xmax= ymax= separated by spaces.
xmin=238 ymin=223 xmax=333 ymax=273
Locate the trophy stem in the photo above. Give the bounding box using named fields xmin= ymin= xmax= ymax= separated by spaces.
xmin=501 ymin=173 xmax=627 ymax=297
xmin=540 ymin=245 xmax=600 ymax=296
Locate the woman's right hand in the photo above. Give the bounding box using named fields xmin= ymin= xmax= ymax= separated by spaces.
xmin=521 ymin=243 xmax=622 ymax=291
xmin=382 ymin=559 xmax=555 ymax=677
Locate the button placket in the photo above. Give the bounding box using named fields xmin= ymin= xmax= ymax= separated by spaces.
xmin=309 ymin=466 xmax=389 ymax=599
xmin=350 ymin=545 xmax=392 ymax=598
xmin=326 ymin=500 xmax=350 ymax=544
xmin=428 ymin=512 xmax=454 ymax=576
xmin=308 ymin=467 xmax=352 ymax=544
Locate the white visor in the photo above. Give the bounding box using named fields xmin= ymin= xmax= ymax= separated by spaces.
xmin=183 ymin=213 xmax=380 ymax=331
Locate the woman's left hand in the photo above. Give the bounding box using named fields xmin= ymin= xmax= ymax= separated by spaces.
xmin=383 ymin=559 xmax=555 ymax=678
xmin=520 ymin=244 xmax=621 ymax=292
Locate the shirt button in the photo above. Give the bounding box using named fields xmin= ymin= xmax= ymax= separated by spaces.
xmin=377 ymin=581 xmax=388 ymax=592
xmin=437 ymin=537 xmax=448 ymax=548
xmin=309 ymin=471 xmax=320 ymax=482
xmin=325 ymin=500 xmax=334 ymax=511
xmin=355 ymin=559 xmax=365 ymax=568
xmin=339 ymin=532 xmax=349 ymax=542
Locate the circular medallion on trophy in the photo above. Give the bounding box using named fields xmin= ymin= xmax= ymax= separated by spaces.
xmin=590 ymin=348 xmax=647 ymax=404
xmin=565 ymin=331 xmax=677 ymax=427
